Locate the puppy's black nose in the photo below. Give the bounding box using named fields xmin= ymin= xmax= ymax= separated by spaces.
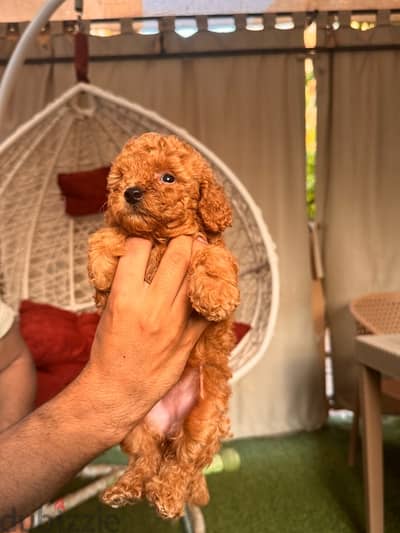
xmin=124 ymin=186 xmax=144 ymax=204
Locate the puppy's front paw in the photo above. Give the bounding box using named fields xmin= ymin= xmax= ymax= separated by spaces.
xmin=189 ymin=275 xmax=239 ymax=321
xmin=95 ymin=290 xmax=109 ymax=311
xmin=87 ymin=227 xmax=126 ymax=294
xmin=189 ymin=244 xmax=239 ymax=321
xmin=88 ymin=256 xmax=117 ymax=293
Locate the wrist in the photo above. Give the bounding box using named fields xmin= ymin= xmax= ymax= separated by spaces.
xmin=73 ymin=363 xmax=141 ymax=446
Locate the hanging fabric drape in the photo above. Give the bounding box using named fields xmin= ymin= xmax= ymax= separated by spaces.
xmin=315 ymin=10 xmax=400 ymax=409
xmin=0 ymin=15 xmax=326 ymax=436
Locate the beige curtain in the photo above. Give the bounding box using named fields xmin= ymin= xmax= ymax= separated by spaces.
xmin=0 ymin=18 xmax=326 ymax=436
xmin=316 ymin=11 xmax=400 ymax=409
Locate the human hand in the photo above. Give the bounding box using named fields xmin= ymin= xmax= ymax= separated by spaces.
xmin=81 ymin=236 xmax=207 ymax=444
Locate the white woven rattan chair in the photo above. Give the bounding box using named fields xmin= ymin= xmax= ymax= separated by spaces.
xmin=0 ymin=83 xmax=279 ymax=530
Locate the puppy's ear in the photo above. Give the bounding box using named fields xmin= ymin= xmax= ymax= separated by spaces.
xmin=198 ymin=168 xmax=233 ymax=233
xmin=107 ymin=164 xmax=121 ymax=192
xmin=104 ymin=163 xmax=122 ymax=226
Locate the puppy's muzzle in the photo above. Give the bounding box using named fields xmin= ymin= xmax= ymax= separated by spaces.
xmin=124 ymin=186 xmax=144 ymax=205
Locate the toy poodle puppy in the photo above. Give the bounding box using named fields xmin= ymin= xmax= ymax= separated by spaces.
xmin=87 ymin=132 xmax=239 ymax=519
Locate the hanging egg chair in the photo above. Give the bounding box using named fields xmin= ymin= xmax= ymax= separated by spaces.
xmin=0 ymin=82 xmax=279 ymax=533
xmin=0 ymin=1 xmax=279 ymax=529
xmin=0 ymin=82 xmax=279 ymax=384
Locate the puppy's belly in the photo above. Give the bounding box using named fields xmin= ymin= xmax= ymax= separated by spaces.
xmin=144 ymin=366 xmax=200 ymax=437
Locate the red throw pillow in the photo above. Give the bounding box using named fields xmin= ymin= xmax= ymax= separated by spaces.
xmin=57 ymin=166 xmax=110 ymax=216
xmin=19 ymin=300 xmax=100 ymax=406
xmin=19 ymin=300 xmax=99 ymax=369
xmin=234 ymin=321 xmax=251 ymax=343
xmin=36 ymin=364 xmax=84 ymax=406
xmin=19 ymin=300 xmax=251 ymax=406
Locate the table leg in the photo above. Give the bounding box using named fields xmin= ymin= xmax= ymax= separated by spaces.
xmin=348 ymin=391 xmax=360 ymax=467
xmin=360 ymin=365 xmax=383 ymax=533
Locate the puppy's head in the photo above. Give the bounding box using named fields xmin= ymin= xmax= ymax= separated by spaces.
xmin=106 ymin=133 xmax=232 ymax=239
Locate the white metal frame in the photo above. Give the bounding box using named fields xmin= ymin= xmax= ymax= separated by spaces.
xmin=0 ymin=0 xmax=67 ymax=126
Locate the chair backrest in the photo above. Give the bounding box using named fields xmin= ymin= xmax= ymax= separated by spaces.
xmin=350 ymin=292 xmax=400 ymax=335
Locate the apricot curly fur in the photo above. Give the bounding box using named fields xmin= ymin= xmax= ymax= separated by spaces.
xmin=87 ymin=132 xmax=240 ymax=519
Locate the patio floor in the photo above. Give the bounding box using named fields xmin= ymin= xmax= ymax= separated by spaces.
xmin=36 ymin=414 xmax=400 ymax=533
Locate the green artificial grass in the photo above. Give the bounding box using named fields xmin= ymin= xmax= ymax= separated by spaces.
xmin=36 ymin=415 xmax=400 ymax=533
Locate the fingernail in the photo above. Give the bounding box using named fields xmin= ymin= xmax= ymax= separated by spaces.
xmin=196 ymin=235 xmax=208 ymax=245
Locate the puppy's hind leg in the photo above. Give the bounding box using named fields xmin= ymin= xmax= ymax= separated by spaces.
xmin=187 ymin=472 xmax=209 ymax=507
xmin=146 ymin=366 xmax=231 ymax=519
xmin=102 ymin=425 xmax=162 ymax=508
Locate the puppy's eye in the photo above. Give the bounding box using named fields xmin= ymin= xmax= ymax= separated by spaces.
xmin=161 ymin=173 xmax=176 ymax=184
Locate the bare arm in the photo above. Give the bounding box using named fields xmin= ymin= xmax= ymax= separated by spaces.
xmin=0 ymin=372 xmax=116 ymax=524
xmin=0 ymin=321 xmax=36 ymax=432
xmin=0 ymin=236 xmax=207 ymax=525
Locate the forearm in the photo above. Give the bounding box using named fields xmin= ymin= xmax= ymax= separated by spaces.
xmin=0 ymin=346 xmax=36 ymax=432
xmin=0 ymin=369 xmax=128 ymax=524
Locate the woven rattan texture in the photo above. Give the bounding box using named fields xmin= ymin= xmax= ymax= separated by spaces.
xmin=350 ymin=292 xmax=400 ymax=336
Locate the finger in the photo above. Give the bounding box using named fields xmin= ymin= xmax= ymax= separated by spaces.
xmin=111 ymin=238 xmax=152 ymax=295
xmin=150 ymin=236 xmax=193 ymax=309
xmin=182 ymin=314 xmax=209 ymax=345
xmin=172 ymin=274 xmax=191 ymax=318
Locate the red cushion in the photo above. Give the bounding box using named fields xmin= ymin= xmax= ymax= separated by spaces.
xmin=19 ymin=300 xmax=100 ymax=406
xmin=57 ymin=166 xmax=109 ymax=216
xmin=19 ymin=300 xmax=99 ymax=369
xmin=19 ymin=300 xmax=250 ymax=406
xmin=20 ymin=300 xmax=99 ymax=407
xmin=36 ymin=364 xmax=84 ymax=406
xmin=234 ymin=321 xmax=251 ymax=343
